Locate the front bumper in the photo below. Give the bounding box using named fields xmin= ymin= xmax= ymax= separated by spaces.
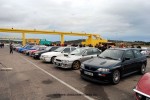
xmin=133 ymin=89 xmax=150 ymax=100
xmin=33 ymin=54 xmax=40 ymax=59
xmin=40 ymin=56 xmax=51 ymax=62
xmin=54 ymin=60 xmax=73 ymax=69
xmin=80 ymin=68 xmax=111 ymax=83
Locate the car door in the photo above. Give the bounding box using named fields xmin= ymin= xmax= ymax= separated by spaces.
xmin=122 ymin=50 xmax=135 ymax=75
xmin=133 ymin=49 xmax=143 ymax=71
xmin=80 ymin=49 xmax=94 ymax=62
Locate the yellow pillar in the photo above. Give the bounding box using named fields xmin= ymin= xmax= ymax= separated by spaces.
xmin=88 ymin=35 xmax=92 ymax=45
xmin=22 ymin=33 xmax=26 ymax=46
xmin=60 ymin=34 xmax=64 ymax=46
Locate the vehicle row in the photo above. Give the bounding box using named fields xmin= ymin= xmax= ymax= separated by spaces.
xmin=13 ymin=44 xmax=150 ymax=99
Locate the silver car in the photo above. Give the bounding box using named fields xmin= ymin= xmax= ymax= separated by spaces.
xmin=54 ymin=47 xmax=101 ymax=70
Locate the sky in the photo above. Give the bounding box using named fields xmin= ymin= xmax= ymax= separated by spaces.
xmin=0 ymin=0 xmax=150 ymax=41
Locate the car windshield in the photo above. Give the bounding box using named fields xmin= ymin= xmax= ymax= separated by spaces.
xmin=46 ymin=47 xmax=52 ymax=51
xmin=99 ymin=49 xmax=124 ymax=60
xmin=70 ymin=48 xmax=86 ymax=56
xmin=54 ymin=47 xmax=64 ymax=52
xmin=31 ymin=46 xmax=38 ymax=49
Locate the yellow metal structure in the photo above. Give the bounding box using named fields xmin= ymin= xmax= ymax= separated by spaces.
xmin=0 ymin=28 xmax=108 ymax=46
xmin=26 ymin=38 xmax=40 ymax=45
xmin=22 ymin=33 xmax=26 ymax=46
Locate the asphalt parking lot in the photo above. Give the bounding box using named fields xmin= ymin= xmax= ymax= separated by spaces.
xmin=0 ymin=47 xmax=150 ymax=100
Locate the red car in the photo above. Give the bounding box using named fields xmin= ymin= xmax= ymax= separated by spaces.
xmin=133 ymin=72 xmax=150 ymax=100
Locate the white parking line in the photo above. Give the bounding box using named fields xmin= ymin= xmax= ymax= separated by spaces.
xmin=22 ymin=57 xmax=95 ymax=100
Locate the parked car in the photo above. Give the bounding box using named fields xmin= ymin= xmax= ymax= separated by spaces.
xmin=40 ymin=46 xmax=76 ymax=63
xmin=28 ymin=45 xmax=47 ymax=56
xmin=54 ymin=47 xmax=101 ymax=70
xmin=25 ymin=45 xmax=47 ymax=56
xmin=80 ymin=48 xmax=147 ymax=84
xmin=13 ymin=44 xmax=22 ymax=50
xmin=141 ymin=47 xmax=150 ymax=57
xmin=18 ymin=45 xmax=34 ymax=53
xmin=133 ymin=72 xmax=150 ymax=100
xmin=23 ymin=45 xmax=40 ymax=54
xmin=33 ymin=46 xmax=59 ymax=59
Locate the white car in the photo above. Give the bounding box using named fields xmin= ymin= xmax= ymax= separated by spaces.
xmin=40 ymin=46 xmax=76 ymax=63
xmin=54 ymin=47 xmax=101 ymax=69
xmin=141 ymin=47 xmax=150 ymax=57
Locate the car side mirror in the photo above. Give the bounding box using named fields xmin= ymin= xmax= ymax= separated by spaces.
xmin=61 ymin=51 xmax=64 ymax=53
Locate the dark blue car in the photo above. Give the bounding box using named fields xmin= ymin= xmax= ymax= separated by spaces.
xmin=80 ymin=48 xmax=147 ymax=84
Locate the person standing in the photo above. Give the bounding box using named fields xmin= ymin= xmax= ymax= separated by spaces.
xmin=10 ymin=42 xmax=13 ymax=54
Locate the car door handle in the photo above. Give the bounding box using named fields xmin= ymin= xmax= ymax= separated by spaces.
xmin=91 ymin=56 xmax=93 ymax=58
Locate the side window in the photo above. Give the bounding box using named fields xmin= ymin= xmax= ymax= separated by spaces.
xmin=133 ymin=50 xmax=142 ymax=58
xmin=86 ymin=49 xmax=93 ymax=55
xmin=51 ymin=47 xmax=58 ymax=51
xmin=92 ymin=48 xmax=101 ymax=55
xmin=71 ymin=47 xmax=76 ymax=51
xmin=124 ymin=50 xmax=134 ymax=59
xmin=63 ymin=48 xmax=71 ymax=53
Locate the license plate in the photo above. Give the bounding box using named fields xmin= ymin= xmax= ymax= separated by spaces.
xmin=84 ymin=71 xmax=93 ymax=76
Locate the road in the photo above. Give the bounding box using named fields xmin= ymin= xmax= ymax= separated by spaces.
xmin=0 ymin=47 xmax=149 ymax=100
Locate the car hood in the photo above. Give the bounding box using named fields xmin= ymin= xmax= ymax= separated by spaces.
xmin=42 ymin=52 xmax=61 ymax=56
xmin=83 ymin=58 xmax=121 ymax=68
xmin=137 ymin=72 xmax=150 ymax=95
xmin=55 ymin=55 xmax=82 ymax=61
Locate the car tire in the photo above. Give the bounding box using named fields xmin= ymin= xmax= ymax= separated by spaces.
xmin=51 ymin=56 xmax=56 ymax=64
xmin=72 ymin=61 xmax=81 ymax=70
xmin=111 ymin=70 xmax=120 ymax=85
xmin=139 ymin=64 xmax=146 ymax=75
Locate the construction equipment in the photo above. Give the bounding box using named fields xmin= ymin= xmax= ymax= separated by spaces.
xmin=0 ymin=28 xmax=108 ymax=46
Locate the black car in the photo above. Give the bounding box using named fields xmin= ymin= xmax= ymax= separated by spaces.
xmin=33 ymin=46 xmax=59 ymax=59
xmin=80 ymin=48 xmax=147 ymax=84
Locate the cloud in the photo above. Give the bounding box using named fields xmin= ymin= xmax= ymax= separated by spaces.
xmin=0 ymin=0 xmax=150 ymax=41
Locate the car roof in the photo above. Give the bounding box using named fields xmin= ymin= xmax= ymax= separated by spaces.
xmin=108 ymin=48 xmax=140 ymax=51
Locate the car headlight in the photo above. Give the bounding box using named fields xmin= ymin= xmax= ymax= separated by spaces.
xmin=81 ymin=64 xmax=85 ymax=69
xmin=62 ymin=60 xmax=69 ymax=64
xmin=97 ymin=68 xmax=110 ymax=72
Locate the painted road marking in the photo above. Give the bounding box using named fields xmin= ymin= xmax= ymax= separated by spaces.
xmin=22 ymin=57 xmax=95 ymax=100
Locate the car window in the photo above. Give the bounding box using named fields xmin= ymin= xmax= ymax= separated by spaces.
xmin=86 ymin=49 xmax=93 ymax=55
xmin=51 ymin=47 xmax=59 ymax=51
xmin=124 ymin=50 xmax=134 ymax=59
xmin=93 ymin=48 xmax=101 ymax=55
xmin=71 ymin=47 xmax=76 ymax=51
xmin=63 ymin=48 xmax=71 ymax=53
xmin=133 ymin=49 xmax=142 ymax=58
